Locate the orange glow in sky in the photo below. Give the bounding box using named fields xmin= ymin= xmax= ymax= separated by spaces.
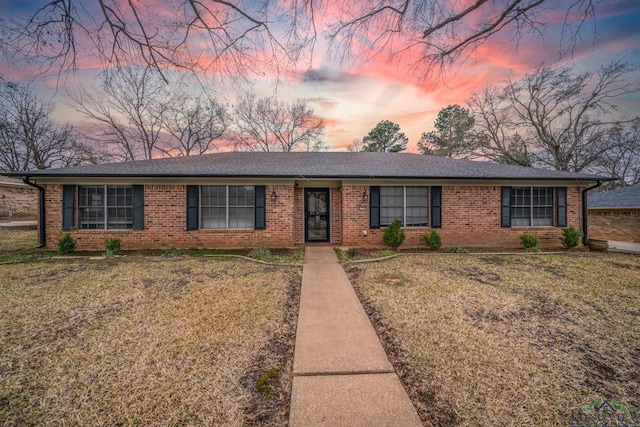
xmin=1 ymin=0 xmax=639 ymax=153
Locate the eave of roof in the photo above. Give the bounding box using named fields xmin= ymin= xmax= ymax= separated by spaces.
xmin=4 ymin=152 xmax=613 ymax=182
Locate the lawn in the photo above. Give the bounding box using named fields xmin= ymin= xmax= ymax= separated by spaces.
xmin=0 ymin=229 xmax=39 ymax=262
xmin=0 ymin=254 xmax=301 ymax=425
xmin=346 ymin=253 xmax=640 ymax=426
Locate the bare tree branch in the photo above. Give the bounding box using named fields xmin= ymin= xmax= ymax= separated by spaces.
xmin=232 ymin=94 xmax=325 ymax=152
xmin=68 ymin=66 xmax=169 ymax=161
xmin=462 ymin=59 xmax=640 ymax=174
xmin=2 ymin=0 xmax=604 ymax=81
xmin=0 ymin=81 xmax=104 ymax=171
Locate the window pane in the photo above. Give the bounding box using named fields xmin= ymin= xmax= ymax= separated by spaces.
xmin=405 ymin=187 xmax=429 ymax=227
xmin=380 ymin=186 xmax=404 ymax=226
xmin=229 ymin=207 xmax=255 ymax=228
xmin=511 ymin=187 xmax=554 ymax=227
xmin=532 ymin=188 xmax=554 ymax=226
xmin=202 ymin=186 xmax=226 ymax=208
xmin=201 ymin=185 xmax=255 ymax=229
xmin=202 ymin=207 xmax=226 ymax=229
xmin=106 ymin=186 xmax=133 ymax=229
xmin=78 ymin=186 xmax=105 ymax=229
xmin=510 ymin=187 xmax=531 ymax=226
xmin=229 ymin=186 xmax=254 ymax=228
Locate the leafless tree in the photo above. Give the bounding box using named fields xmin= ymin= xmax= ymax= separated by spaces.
xmin=159 ymin=95 xmax=229 ymax=157
xmin=462 ymin=59 xmax=640 ymax=173
xmin=3 ymin=0 xmax=602 ymax=80
xmin=347 ymin=138 xmax=365 ymax=152
xmin=595 ymin=123 xmax=640 ymax=189
xmin=69 ymin=66 xmax=169 ymax=161
xmin=0 ymin=80 xmax=105 ymax=172
xmin=467 ymin=87 xmax=535 ymax=166
xmin=232 ymin=94 xmax=325 ymax=152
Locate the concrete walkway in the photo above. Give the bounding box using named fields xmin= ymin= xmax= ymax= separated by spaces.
xmin=289 ymin=247 xmax=422 ymax=426
xmin=0 ymin=220 xmax=37 ymax=229
xmin=607 ymin=240 xmax=640 ymax=255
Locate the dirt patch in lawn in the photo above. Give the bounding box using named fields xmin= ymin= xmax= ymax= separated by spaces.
xmin=346 ymin=253 xmax=640 ymax=426
xmin=0 ymin=257 xmax=301 ymax=426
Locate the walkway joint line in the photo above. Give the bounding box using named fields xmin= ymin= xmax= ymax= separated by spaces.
xmin=293 ymin=369 xmax=396 ymax=377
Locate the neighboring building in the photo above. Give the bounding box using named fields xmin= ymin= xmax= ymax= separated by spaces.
xmin=588 ymin=183 xmax=640 ymax=244
xmin=0 ymin=177 xmax=39 ymax=221
xmin=5 ymin=152 xmax=609 ymax=250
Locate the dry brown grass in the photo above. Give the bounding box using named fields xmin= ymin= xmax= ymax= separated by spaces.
xmin=0 ymin=257 xmax=300 ymax=426
xmin=0 ymin=229 xmax=38 ymax=260
xmin=346 ymin=253 xmax=640 ymax=426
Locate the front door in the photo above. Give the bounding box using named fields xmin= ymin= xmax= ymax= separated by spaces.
xmin=305 ymin=188 xmax=330 ymax=242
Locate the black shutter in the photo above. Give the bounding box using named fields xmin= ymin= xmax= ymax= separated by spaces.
xmin=431 ymin=186 xmax=442 ymax=228
xmin=132 ymin=185 xmax=144 ymax=230
xmin=557 ymin=187 xmax=567 ymax=227
xmin=370 ymin=186 xmax=380 ymax=229
xmin=62 ymin=185 xmax=75 ymax=231
xmin=255 ymin=186 xmax=266 ymax=230
xmin=501 ymin=187 xmax=512 ymax=228
xmin=186 ymin=185 xmax=199 ymax=231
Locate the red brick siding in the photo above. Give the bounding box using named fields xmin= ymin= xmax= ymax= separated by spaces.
xmin=588 ymin=209 xmax=640 ymax=243
xmin=330 ymin=188 xmax=342 ymax=244
xmin=41 ymin=183 xmax=585 ymax=250
xmin=341 ymin=185 xmax=584 ymax=249
xmin=0 ymin=182 xmax=38 ymax=220
xmin=43 ymin=184 xmax=296 ymax=250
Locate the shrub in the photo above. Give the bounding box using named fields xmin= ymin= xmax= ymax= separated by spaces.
xmin=105 ymin=238 xmax=122 ymax=255
xmin=162 ymin=247 xmax=185 ymax=257
xmin=347 ymin=247 xmax=359 ymax=258
xmin=422 ymin=230 xmax=442 ymax=250
xmin=560 ymin=226 xmax=582 ymax=249
xmin=520 ymin=233 xmax=540 ymax=249
xmin=57 ymin=232 xmax=76 ymax=255
xmin=249 ymin=247 xmax=271 ymax=261
xmin=383 ymin=219 xmax=406 ymax=251
xmin=449 ymin=246 xmax=468 ymax=253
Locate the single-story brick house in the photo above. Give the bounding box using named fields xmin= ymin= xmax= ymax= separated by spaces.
xmin=6 ymin=152 xmax=610 ymax=250
xmin=588 ymin=183 xmax=640 ymax=244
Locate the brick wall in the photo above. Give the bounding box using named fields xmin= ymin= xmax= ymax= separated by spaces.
xmin=588 ymin=209 xmax=640 ymax=243
xmin=41 ymin=183 xmax=585 ymax=250
xmin=330 ymin=187 xmax=342 ymax=244
xmin=341 ymin=185 xmax=584 ymax=249
xmin=0 ymin=180 xmax=38 ymax=221
xmin=43 ymin=184 xmax=296 ymax=250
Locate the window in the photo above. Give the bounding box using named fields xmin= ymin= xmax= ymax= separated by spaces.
xmin=380 ymin=186 xmax=429 ymax=227
xmin=510 ymin=187 xmax=554 ymax=226
xmin=78 ymin=185 xmax=133 ymax=229
xmin=201 ymin=185 xmax=255 ymax=229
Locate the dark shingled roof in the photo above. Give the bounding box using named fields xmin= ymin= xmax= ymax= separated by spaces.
xmin=8 ymin=152 xmax=610 ymax=181
xmin=589 ymin=183 xmax=640 ymax=208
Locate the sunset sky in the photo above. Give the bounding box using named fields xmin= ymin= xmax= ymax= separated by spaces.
xmin=1 ymin=0 xmax=639 ymax=153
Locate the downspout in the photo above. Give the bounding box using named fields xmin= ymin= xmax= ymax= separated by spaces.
xmin=22 ymin=176 xmax=46 ymax=248
xmin=581 ymin=180 xmax=602 ymax=247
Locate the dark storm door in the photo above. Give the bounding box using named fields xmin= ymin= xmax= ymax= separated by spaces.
xmin=305 ymin=189 xmax=330 ymax=242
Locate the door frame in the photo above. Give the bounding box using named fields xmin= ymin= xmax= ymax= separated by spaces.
xmin=304 ymin=188 xmax=331 ymax=243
